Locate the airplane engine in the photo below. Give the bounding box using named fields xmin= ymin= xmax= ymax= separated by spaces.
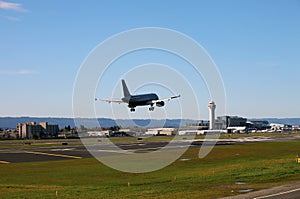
xmin=156 ymin=101 xmax=165 ymax=107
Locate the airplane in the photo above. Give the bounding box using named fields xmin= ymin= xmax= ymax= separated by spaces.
xmin=95 ymin=79 xmax=180 ymax=112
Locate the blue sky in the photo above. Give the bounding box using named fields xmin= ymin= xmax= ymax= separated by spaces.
xmin=0 ymin=0 xmax=299 ymax=119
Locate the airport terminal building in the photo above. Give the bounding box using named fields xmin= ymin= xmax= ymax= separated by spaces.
xmin=215 ymin=116 xmax=247 ymax=129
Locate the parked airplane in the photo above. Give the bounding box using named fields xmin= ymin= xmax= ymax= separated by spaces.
xmin=95 ymin=79 xmax=180 ymax=112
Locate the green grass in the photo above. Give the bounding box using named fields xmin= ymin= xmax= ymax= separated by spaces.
xmin=1 ymin=141 xmax=300 ymax=198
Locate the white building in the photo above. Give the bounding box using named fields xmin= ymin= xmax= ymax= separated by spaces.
xmin=145 ymin=128 xmax=176 ymax=136
xmin=87 ymin=130 xmax=110 ymax=137
xmin=270 ymin=123 xmax=292 ymax=131
xmin=178 ymin=130 xmax=205 ymax=136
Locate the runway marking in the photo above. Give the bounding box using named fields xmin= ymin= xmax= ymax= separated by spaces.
xmin=25 ymin=151 xmax=82 ymax=159
xmin=96 ymin=149 xmax=132 ymax=154
xmin=50 ymin=148 xmax=75 ymax=151
xmin=0 ymin=160 xmax=10 ymax=164
xmin=254 ymin=187 xmax=300 ymax=199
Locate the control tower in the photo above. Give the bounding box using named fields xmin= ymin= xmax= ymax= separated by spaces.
xmin=208 ymin=101 xmax=216 ymax=130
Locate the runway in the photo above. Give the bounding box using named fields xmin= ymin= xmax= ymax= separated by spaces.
xmin=0 ymin=146 xmax=92 ymax=163
xmin=0 ymin=141 xmax=194 ymax=163
xmin=222 ymin=182 xmax=300 ymax=199
xmin=0 ymin=136 xmax=276 ymax=164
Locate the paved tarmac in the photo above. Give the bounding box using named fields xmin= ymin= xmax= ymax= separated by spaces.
xmin=0 ymin=140 xmax=196 ymax=163
xmin=0 ymin=146 xmax=92 ymax=163
xmin=0 ymin=136 xmax=277 ymax=164
xmin=222 ymin=182 xmax=300 ymax=199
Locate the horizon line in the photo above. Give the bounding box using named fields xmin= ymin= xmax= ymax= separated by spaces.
xmin=0 ymin=116 xmax=300 ymax=120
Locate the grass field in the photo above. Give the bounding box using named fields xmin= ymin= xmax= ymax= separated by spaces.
xmin=1 ymin=139 xmax=300 ymax=198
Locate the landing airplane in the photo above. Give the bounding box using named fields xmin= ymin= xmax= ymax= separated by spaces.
xmin=95 ymin=79 xmax=180 ymax=112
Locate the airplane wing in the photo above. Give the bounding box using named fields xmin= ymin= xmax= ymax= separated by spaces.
xmin=95 ymin=98 xmax=125 ymax=104
xmin=152 ymin=94 xmax=180 ymax=103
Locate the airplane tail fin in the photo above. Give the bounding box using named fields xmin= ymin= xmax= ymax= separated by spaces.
xmin=122 ymin=79 xmax=131 ymax=97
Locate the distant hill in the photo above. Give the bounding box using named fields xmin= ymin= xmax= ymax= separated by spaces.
xmin=251 ymin=118 xmax=300 ymax=126
xmin=0 ymin=117 xmax=196 ymax=129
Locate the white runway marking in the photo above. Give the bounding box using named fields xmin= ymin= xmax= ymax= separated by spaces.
xmin=95 ymin=149 xmax=132 ymax=154
xmin=50 ymin=148 xmax=75 ymax=151
xmin=254 ymin=187 xmax=300 ymax=199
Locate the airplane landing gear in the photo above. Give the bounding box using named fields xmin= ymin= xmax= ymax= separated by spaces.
xmin=149 ymin=107 xmax=154 ymax=111
xmin=130 ymin=108 xmax=135 ymax=112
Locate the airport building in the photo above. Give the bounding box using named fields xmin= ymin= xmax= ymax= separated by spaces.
xmin=183 ymin=101 xmax=249 ymax=134
xmin=247 ymin=120 xmax=270 ymax=130
xmin=293 ymin=125 xmax=300 ymax=131
xmin=145 ymin=128 xmax=176 ymax=136
xmin=17 ymin=122 xmax=59 ymax=139
xmin=270 ymin=123 xmax=293 ymax=132
xmin=208 ymin=101 xmax=216 ymax=130
xmin=216 ymin=116 xmax=247 ymax=129
xmin=186 ymin=120 xmax=209 ymax=130
xmin=87 ymin=130 xmax=110 ymax=137
xmin=206 ymin=101 xmax=247 ymax=131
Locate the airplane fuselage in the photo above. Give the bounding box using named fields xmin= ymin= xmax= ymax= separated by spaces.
xmin=122 ymin=93 xmax=158 ymax=108
xmin=96 ymin=79 xmax=179 ymax=112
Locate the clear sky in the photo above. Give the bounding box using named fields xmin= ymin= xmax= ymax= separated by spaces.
xmin=0 ymin=0 xmax=299 ymax=119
